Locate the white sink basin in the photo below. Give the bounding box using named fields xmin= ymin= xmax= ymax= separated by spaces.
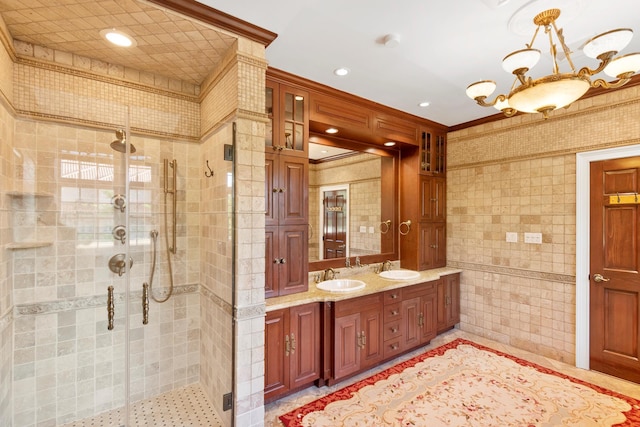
xmin=379 ymin=270 xmax=421 ymax=280
xmin=316 ymin=279 xmax=366 ymax=293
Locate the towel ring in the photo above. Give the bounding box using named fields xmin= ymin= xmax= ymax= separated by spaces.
xmin=399 ymin=220 xmax=412 ymax=236
xmin=379 ymin=220 xmax=391 ymax=234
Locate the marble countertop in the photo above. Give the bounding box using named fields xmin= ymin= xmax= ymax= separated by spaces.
xmin=266 ymin=266 xmax=462 ymax=311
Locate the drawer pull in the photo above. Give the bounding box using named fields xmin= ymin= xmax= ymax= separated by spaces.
xmin=285 ymin=334 xmax=290 ymax=356
xmin=391 ymin=310 xmax=399 ymax=316
xmin=391 ymin=327 xmax=398 ymax=333
xmin=390 ymin=293 xmax=398 ymax=299
xmin=391 ymin=344 xmax=399 ymax=350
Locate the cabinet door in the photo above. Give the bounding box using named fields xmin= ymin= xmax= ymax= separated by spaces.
xmin=265 ymin=153 xmax=278 ymax=226
xmin=401 ymin=296 xmax=421 ymax=350
xmin=279 ymin=84 xmax=309 ymax=157
xmin=289 ymin=304 xmax=321 ymax=389
xmin=420 ymin=130 xmax=446 ymax=175
xmin=420 ymin=176 xmax=446 ymax=222
xmin=418 ymin=223 xmax=446 ymax=270
xmin=264 ymin=309 xmax=289 ymax=401
xmin=278 ymin=225 xmax=308 ymax=296
xmin=265 ymin=226 xmax=279 ymax=298
xmin=334 ymin=313 xmax=360 ymax=380
xmin=360 ymin=307 xmax=383 ymax=369
xmin=420 ymin=291 xmax=437 ymax=344
xmin=443 ymin=274 xmax=460 ymax=329
xmin=265 ymin=79 xmax=279 ymax=152
xmin=280 ymin=155 xmax=308 ymax=226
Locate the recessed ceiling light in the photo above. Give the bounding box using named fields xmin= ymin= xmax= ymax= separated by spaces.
xmin=419 ymin=101 xmax=430 ymax=107
xmin=321 ymin=150 xmax=328 ymax=154
xmin=334 ymin=67 xmax=350 ymax=77
xmin=100 ymin=29 xmax=136 ymax=47
xmin=326 ymin=128 xmax=339 ymax=134
xmin=382 ymin=34 xmax=401 ymax=48
xmin=384 ymin=141 xmax=396 ymax=147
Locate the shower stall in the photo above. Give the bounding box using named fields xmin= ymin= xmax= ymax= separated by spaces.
xmin=2 ymin=113 xmax=236 ymax=426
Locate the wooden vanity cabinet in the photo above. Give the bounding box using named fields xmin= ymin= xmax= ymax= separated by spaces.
xmin=400 ymin=128 xmax=447 ymax=271
xmin=265 ymin=79 xmax=309 ymax=299
xmin=437 ymin=273 xmax=460 ymax=333
xmin=333 ymin=293 xmax=383 ymax=381
xmin=265 ymin=303 xmax=321 ymax=403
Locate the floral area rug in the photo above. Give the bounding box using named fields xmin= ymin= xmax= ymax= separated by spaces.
xmin=279 ymin=338 xmax=640 ymax=427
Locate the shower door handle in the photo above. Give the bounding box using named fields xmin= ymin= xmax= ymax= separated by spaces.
xmin=142 ymin=283 xmax=149 ymax=325
xmin=107 ymin=286 xmax=115 ymax=331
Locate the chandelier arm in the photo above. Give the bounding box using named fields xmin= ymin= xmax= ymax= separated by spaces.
xmin=474 ymin=94 xmax=507 ymax=108
xmin=578 ymin=53 xmax=615 ymax=78
xmin=591 ymin=74 xmax=633 ymax=89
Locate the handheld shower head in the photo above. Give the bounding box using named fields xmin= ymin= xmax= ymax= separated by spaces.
xmin=110 ymin=129 xmax=136 ymax=153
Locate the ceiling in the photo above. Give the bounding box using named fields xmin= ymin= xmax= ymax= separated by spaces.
xmin=0 ymin=0 xmax=638 ymax=127
xmin=199 ymin=0 xmax=640 ymax=126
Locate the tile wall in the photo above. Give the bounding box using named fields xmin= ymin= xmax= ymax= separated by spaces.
xmin=447 ymin=84 xmax=640 ymax=364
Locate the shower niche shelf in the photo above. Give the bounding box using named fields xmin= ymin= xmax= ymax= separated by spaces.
xmin=6 ymin=241 xmax=53 ymax=250
xmin=6 ymin=190 xmax=54 ymax=198
xmin=5 ymin=191 xmax=55 ymax=250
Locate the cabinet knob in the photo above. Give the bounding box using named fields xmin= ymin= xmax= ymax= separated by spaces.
xmin=272 ymin=188 xmax=279 ymax=193
xmin=391 ymin=344 xmax=398 ymax=350
xmin=391 ymin=327 xmax=398 ymax=333
xmin=390 ymin=293 xmax=398 ymax=299
xmin=391 ymin=310 xmax=399 ymax=316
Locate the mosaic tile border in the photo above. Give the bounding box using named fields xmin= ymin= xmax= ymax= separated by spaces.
xmin=16 ymin=56 xmax=199 ymax=101
xmin=199 ymin=283 xmax=233 ymax=317
xmin=14 ymin=284 xmax=199 ymax=316
xmin=235 ymin=303 xmax=265 ymax=321
xmin=447 ymin=260 xmax=575 ymax=284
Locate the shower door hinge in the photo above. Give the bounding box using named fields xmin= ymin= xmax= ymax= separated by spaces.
xmin=223 ymin=392 xmax=233 ymax=411
xmin=224 ymin=144 xmax=233 ymax=161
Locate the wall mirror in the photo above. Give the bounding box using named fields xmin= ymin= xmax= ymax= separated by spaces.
xmin=308 ymin=136 xmax=398 ymax=271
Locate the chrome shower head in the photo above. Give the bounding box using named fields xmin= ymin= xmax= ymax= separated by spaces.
xmin=110 ymin=129 xmax=136 ymax=153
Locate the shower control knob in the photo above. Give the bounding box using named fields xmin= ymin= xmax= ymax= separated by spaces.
xmin=111 ymin=194 xmax=126 ymax=212
xmin=112 ymin=225 xmax=127 ymax=244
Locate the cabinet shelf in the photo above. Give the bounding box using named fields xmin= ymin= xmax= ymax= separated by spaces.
xmin=6 ymin=241 xmax=54 ymax=250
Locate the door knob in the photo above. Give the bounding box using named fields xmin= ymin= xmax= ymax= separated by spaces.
xmin=593 ymin=273 xmax=610 ymax=283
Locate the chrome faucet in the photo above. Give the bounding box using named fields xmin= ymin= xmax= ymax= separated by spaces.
xmin=345 ymin=257 xmax=351 ymax=268
xmin=355 ymin=256 xmax=361 ymax=268
xmin=382 ymin=260 xmax=392 ymax=272
xmin=324 ymin=268 xmax=337 ymax=280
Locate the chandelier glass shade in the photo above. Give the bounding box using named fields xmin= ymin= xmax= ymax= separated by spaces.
xmin=466 ymin=9 xmax=640 ymax=118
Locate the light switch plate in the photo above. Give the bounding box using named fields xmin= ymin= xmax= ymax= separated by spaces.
xmin=506 ymin=232 xmax=517 ymax=243
xmin=359 ymin=226 xmax=367 ymax=233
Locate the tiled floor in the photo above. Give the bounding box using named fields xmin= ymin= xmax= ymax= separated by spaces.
xmin=264 ymin=329 xmax=640 ymax=427
xmin=60 ymin=383 xmax=223 ymax=427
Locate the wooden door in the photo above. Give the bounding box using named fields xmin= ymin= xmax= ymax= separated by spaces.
xmin=264 ymin=309 xmax=289 ymax=401
xmin=334 ymin=313 xmax=360 ymax=379
xmin=322 ymin=189 xmax=347 ymax=259
xmin=265 ymin=153 xmax=278 ymax=226
xmin=590 ymin=158 xmax=640 ymax=383
xmin=264 ymin=226 xmax=278 ymax=298
xmin=289 ymin=304 xmax=320 ymax=389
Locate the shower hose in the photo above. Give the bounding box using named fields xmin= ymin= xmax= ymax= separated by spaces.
xmin=147 ymin=191 xmax=175 ymax=303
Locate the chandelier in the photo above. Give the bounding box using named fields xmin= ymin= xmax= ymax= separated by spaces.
xmin=466 ymin=8 xmax=640 ymax=118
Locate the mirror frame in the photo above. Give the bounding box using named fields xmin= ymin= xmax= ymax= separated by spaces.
xmin=308 ymin=133 xmax=399 ymax=272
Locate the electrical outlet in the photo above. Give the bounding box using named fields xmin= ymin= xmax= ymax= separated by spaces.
xmin=524 ymin=232 xmax=542 ymax=244
xmin=368 ymin=226 xmax=375 ymax=233
xmin=359 ymin=226 xmax=367 ymax=233
xmin=506 ymin=232 xmax=517 ymax=243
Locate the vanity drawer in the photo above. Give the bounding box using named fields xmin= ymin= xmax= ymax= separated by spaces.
xmin=383 ymin=338 xmax=403 ymax=358
xmin=383 ymin=303 xmax=402 ymax=323
xmin=383 ymin=289 xmax=402 ymax=304
xmin=384 ymin=321 xmax=402 ymax=341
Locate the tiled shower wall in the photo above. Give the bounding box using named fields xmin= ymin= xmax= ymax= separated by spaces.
xmin=447 ymin=84 xmax=640 ymax=364
xmin=0 ymin=32 xmax=224 ymax=425
xmin=309 ymin=154 xmax=381 ymax=261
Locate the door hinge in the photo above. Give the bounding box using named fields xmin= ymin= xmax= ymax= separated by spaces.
xmin=224 ymin=144 xmax=233 ymax=161
xmin=223 ymin=392 xmax=233 ymax=411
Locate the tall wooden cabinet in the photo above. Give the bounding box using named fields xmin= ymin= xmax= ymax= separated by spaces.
xmin=437 ymin=272 xmax=460 ymax=333
xmin=264 ymin=303 xmax=321 ymax=403
xmin=265 ymin=78 xmax=310 ymax=298
xmin=400 ymin=129 xmax=447 ymax=271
